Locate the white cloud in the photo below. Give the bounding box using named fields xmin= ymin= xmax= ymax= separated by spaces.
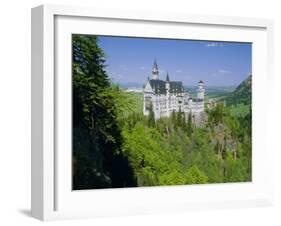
xmin=218 ymin=69 xmax=230 ymax=74
xmin=212 ymin=69 xmax=231 ymax=77
xmin=107 ymin=70 xmax=124 ymax=79
xmin=119 ymin=64 xmax=128 ymax=71
xmin=206 ymin=43 xmax=218 ymax=47
xmin=205 ymin=42 xmax=224 ymax=47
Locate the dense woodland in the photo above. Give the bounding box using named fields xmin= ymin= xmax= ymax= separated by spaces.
xmin=72 ymin=34 xmax=252 ymax=190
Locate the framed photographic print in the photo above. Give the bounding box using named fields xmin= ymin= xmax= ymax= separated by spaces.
xmin=31 ymin=4 xmax=274 ymax=221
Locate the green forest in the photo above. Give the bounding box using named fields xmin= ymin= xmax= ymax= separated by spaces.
xmin=72 ymin=34 xmax=252 ymax=190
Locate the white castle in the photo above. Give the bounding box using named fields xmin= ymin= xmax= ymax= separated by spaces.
xmin=143 ymin=60 xmax=205 ymax=121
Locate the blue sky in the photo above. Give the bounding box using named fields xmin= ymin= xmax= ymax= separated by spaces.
xmin=98 ymin=36 xmax=252 ymax=87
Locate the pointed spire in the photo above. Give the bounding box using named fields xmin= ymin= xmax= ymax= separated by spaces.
xmin=152 ymin=58 xmax=158 ymax=71
xmin=166 ymin=72 xmax=170 ymax=82
xmin=152 ymin=58 xmax=159 ymax=80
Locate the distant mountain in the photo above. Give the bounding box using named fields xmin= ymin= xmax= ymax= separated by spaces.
xmin=185 ymin=85 xmax=235 ymax=91
xmin=225 ymin=75 xmax=252 ymax=106
xmin=117 ymin=82 xmax=143 ymax=89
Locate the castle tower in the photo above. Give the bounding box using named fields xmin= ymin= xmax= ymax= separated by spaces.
xmin=165 ymin=72 xmax=170 ymax=117
xmin=197 ymin=80 xmax=205 ymax=100
xmin=152 ymin=59 xmax=159 ymax=80
xmin=165 ymin=72 xmax=170 ymax=90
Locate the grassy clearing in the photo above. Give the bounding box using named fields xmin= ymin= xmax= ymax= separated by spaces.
xmin=229 ymin=104 xmax=250 ymax=117
xmin=124 ymin=91 xmax=143 ymax=114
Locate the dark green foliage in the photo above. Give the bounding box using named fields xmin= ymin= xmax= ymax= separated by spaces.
xmin=186 ymin=112 xmax=193 ymax=136
xmin=225 ymin=75 xmax=252 ymax=106
xmin=148 ymin=102 xmax=155 ymax=127
xmin=72 ymin=34 xmax=135 ymax=189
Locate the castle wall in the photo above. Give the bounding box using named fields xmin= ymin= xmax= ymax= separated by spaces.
xmin=144 ymin=90 xmax=204 ymax=120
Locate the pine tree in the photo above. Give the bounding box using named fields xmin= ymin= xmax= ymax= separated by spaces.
xmin=176 ymin=108 xmax=183 ymax=128
xmin=171 ymin=110 xmax=177 ymax=128
xmin=186 ymin=111 xmax=193 ymax=136
xmin=72 ymin=34 xmax=135 ymax=189
xmin=148 ymin=102 xmax=155 ymax=127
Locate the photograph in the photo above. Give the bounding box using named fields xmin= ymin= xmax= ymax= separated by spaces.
xmin=72 ymin=34 xmax=252 ymax=190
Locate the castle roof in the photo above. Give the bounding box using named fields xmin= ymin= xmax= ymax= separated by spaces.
xmin=149 ymin=79 xmax=166 ymax=94
xmin=165 ymin=73 xmax=170 ymax=82
xmin=169 ymin=81 xmax=184 ymax=93
xmin=148 ymin=79 xmax=184 ymax=94
xmin=152 ymin=59 xmax=159 ymax=71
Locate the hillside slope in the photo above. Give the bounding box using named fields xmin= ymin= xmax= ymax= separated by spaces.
xmin=225 ymin=75 xmax=252 ymax=106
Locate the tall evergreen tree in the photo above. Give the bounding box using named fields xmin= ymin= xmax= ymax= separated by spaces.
xmin=148 ymin=102 xmax=155 ymax=127
xmin=72 ymin=34 xmax=135 ymax=189
xmin=176 ymin=108 xmax=183 ymax=128
xmin=186 ymin=111 xmax=193 ymax=136
xmin=171 ymin=110 xmax=177 ymax=128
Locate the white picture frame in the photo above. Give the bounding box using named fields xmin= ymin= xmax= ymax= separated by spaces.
xmin=31 ymin=4 xmax=274 ymax=221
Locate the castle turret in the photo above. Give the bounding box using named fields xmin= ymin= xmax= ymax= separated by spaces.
xmin=165 ymin=72 xmax=170 ymax=117
xmin=152 ymin=59 xmax=159 ymax=80
xmin=165 ymin=72 xmax=170 ymax=91
xmin=197 ymin=80 xmax=205 ymax=100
